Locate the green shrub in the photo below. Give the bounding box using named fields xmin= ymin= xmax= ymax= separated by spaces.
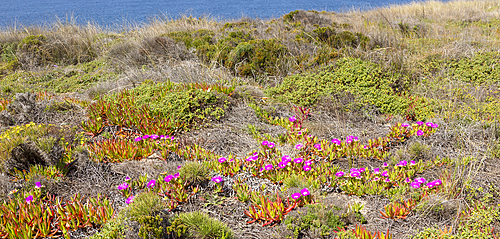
xmin=88 ymin=215 xmax=127 ymax=239
xmin=124 ymin=191 xmax=166 ymax=239
xmin=167 ymin=211 xmax=234 ymax=239
xmin=284 ymin=204 xmax=344 ymax=239
xmin=178 ymin=161 xmax=211 ymax=186
xmin=267 ymin=57 xmax=432 ymax=118
xmin=448 ymin=52 xmax=500 ymax=84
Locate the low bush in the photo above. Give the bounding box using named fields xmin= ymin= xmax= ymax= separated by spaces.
xmin=167 ymin=211 xmax=234 ymax=239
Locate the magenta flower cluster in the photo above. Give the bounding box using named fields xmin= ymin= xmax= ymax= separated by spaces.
xmin=291 ymin=188 xmax=310 ymax=200
xmin=212 ymin=176 xmax=223 ymax=183
xmin=117 ymin=183 xmax=129 ymax=190
xmin=410 ymin=177 xmax=442 ymax=189
xmin=261 ymin=140 xmax=275 ymax=148
xmin=135 ymin=134 xmax=174 ymax=142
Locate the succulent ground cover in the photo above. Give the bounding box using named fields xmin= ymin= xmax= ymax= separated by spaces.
xmin=1 ymin=1 xmax=500 ymax=238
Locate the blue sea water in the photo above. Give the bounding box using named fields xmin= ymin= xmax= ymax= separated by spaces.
xmin=1 ymin=0 xmax=448 ymax=29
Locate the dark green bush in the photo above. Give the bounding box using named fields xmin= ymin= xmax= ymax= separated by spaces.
xmin=267 ymin=57 xmax=432 ymax=118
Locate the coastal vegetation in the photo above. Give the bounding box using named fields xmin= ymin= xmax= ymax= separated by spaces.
xmin=1 ymin=0 xmax=500 ymax=238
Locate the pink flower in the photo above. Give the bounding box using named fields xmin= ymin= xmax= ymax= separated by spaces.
xmin=336 ymin=171 xmax=345 ymax=177
xmin=410 ymin=160 xmax=416 ymax=166
xmin=350 ymin=171 xmax=361 ymax=177
xmin=294 ymin=157 xmax=303 ymax=164
xmin=212 ymin=176 xmax=223 ymax=183
xmin=126 ymin=195 xmax=134 ymax=204
xmin=262 ymin=140 xmax=269 ymax=146
xmin=373 ymin=168 xmax=380 ymax=174
xmin=177 ymin=166 xmax=182 ymax=170
xmin=372 ymin=177 xmax=380 ymax=181
xmin=147 ymin=179 xmax=156 ymax=188
xmin=117 ymin=183 xmax=129 ymax=190
xmin=295 ymin=143 xmax=303 ymax=150
xmin=314 ymin=144 xmax=322 ymax=150
xmin=382 ymin=162 xmax=388 ymax=167
xmin=416 ymin=130 xmax=424 ymax=136
xmin=150 ymin=134 xmax=159 ymax=139
xmin=278 ymin=162 xmax=287 ymax=169
xmin=282 ymin=155 xmax=291 ymax=162
xmin=291 ymin=193 xmax=301 ymax=199
xmin=268 ymin=142 xmax=275 ymax=148
xmin=300 ymin=188 xmax=310 ymax=196
xmin=405 ymin=178 xmax=411 ymax=183
xmin=218 ymin=157 xmax=227 ymax=163
xmin=303 ymin=165 xmax=312 ymax=171
xmin=411 ymin=182 xmax=421 ymax=189
xmin=289 ymin=116 xmax=296 ymax=122
xmin=416 ymin=121 xmax=424 ymax=126
xmin=331 ymin=138 xmax=341 ymax=146
xmin=414 ymin=177 xmax=426 ymax=184
xmin=385 ymin=178 xmax=391 ymax=182
xmin=164 ymin=175 xmax=174 ymax=183
xmin=401 ymin=123 xmax=409 ymax=127
xmin=125 ymin=176 xmax=131 ymax=181
xmin=350 ymin=168 xmax=359 ymax=173
xmin=305 ymin=160 xmax=312 ymax=166
xmin=25 ymin=195 xmax=34 ymax=204
xmin=143 ymin=135 xmax=150 ymax=139
xmin=398 ymin=160 xmax=407 ymax=167
xmin=35 ymin=182 xmax=42 ymax=189
xmin=381 ymin=171 xmax=389 ymax=177
xmin=363 ymin=145 xmax=368 ymax=149
xmin=134 ymin=136 xmax=142 ymax=142
xmin=264 ymin=164 xmax=273 ymax=170
xmin=359 ymin=167 xmax=366 ymax=173
xmin=426 ymin=122 xmax=434 ymax=127
xmin=173 ymin=172 xmax=180 ymax=178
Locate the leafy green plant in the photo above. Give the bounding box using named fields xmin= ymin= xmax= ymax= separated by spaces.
xmin=167 ymin=211 xmax=234 ymax=239
xmin=284 ymin=204 xmax=344 ymax=238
